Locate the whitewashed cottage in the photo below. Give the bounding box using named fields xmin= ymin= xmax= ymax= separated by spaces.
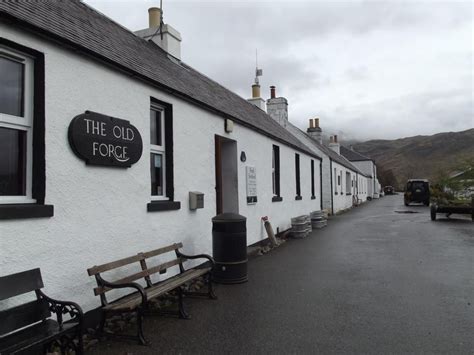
xmin=0 ymin=2 xmax=323 ymax=313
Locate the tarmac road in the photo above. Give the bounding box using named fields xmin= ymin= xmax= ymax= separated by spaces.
xmin=90 ymin=195 xmax=474 ymax=354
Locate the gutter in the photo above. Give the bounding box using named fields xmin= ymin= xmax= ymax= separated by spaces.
xmin=319 ymin=160 xmax=323 ymax=210
xmin=330 ymin=159 xmax=334 ymax=215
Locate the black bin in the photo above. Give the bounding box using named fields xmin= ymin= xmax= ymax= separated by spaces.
xmin=212 ymin=213 xmax=247 ymax=284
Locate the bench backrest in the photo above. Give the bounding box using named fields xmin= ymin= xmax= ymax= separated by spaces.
xmin=0 ymin=268 xmax=51 ymax=336
xmin=87 ymin=243 xmax=185 ymax=297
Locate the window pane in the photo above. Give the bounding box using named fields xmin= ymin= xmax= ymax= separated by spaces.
xmin=0 ymin=127 xmax=26 ymax=195
xmin=150 ymin=109 xmax=162 ymax=146
xmin=0 ymin=56 xmax=24 ymax=117
xmin=150 ymin=153 xmax=163 ymax=196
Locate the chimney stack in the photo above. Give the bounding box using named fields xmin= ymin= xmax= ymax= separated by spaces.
xmin=307 ymin=117 xmax=322 ymax=144
xmin=135 ymin=7 xmax=182 ymax=60
xmin=329 ymin=133 xmax=340 ymax=155
xmin=266 ymin=86 xmax=288 ymax=126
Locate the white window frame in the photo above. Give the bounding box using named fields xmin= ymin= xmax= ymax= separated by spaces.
xmin=0 ymin=46 xmax=35 ymax=204
xmin=150 ymin=103 xmax=167 ymax=201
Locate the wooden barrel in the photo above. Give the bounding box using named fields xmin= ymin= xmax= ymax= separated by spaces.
xmin=291 ymin=215 xmax=311 ymax=238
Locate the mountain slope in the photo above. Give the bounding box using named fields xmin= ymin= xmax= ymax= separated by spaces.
xmin=352 ymin=129 xmax=474 ymax=189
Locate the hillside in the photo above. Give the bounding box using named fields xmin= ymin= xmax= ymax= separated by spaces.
xmin=352 ymin=129 xmax=474 ymax=189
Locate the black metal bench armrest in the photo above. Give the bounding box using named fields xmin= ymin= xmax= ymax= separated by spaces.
xmin=96 ymin=274 xmax=147 ymax=305
xmin=176 ymin=251 xmax=215 ymax=268
xmin=37 ymin=289 xmax=84 ymax=328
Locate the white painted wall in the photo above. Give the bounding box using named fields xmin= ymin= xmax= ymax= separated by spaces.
xmin=0 ymin=24 xmax=322 ymax=312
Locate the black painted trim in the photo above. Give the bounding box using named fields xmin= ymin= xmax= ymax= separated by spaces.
xmin=147 ymin=201 xmax=181 ymax=212
xmin=0 ymin=38 xmax=47 ymax=208
xmin=311 ymin=196 xmax=316 ymax=200
xmin=247 ymin=196 xmax=257 ymax=204
xmin=346 ymin=193 xmax=352 ymax=195
xmin=150 ymin=98 xmax=174 ymax=201
xmin=273 ymin=145 xmax=280 ymax=197
xmin=335 ymin=192 xmax=338 ymax=195
xmin=295 ymin=153 xmax=301 ymax=197
xmin=0 ymin=204 xmax=53 ymax=220
xmin=295 ymin=195 xmax=302 ymax=201
xmin=272 ymin=196 xmax=283 ymax=202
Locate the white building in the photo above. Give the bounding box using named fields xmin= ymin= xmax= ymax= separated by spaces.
xmin=340 ymin=146 xmax=379 ymax=199
xmin=0 ymin=2 xmax=322 ymax=312
xmin=247 ymin=86 xmax=370 ymax=214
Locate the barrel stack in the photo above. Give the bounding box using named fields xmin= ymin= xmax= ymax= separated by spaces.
xmin=290 ymin=215 xmax=311 ymax=238
xmin=310 ymin=210 xmax=327 ymax=229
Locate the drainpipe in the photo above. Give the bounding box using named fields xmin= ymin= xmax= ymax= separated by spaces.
xmin=320 ymin=160 xmax=323 ymax=210
xmin=330 ymin=159 xmax=334 ymax=215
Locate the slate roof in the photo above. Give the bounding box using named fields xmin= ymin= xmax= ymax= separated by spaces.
xmin=340 ymin=145 xmax=373 ymax=162
xmin=284 ymin=123 xmax=368 ymax=177
xmin=0 ymin=1 xmax=320 ymax=159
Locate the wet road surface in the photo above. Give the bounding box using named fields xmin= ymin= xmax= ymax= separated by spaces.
xmin=90 ymin=195 xmax=473 ymax=354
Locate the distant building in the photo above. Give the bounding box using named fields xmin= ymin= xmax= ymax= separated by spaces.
xmin=340 ymin=146 xmax=379 ymax=199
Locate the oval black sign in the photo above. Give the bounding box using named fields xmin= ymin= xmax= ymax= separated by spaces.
xmin=68 ymin=111 xmax=143 ymax=168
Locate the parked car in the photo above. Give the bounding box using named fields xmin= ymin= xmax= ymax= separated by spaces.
xmin=384 ymin=186 xmax=395 ymax=195
xmin=404 ymin=179 xmax=430 ymax=206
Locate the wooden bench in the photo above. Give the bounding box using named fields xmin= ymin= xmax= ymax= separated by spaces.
xmin=0 ymin=268 xmax=83 ymax=355
xmin=87 ymin=242 xmax=216 ymax=345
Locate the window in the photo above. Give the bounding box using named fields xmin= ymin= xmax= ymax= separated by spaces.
xmin=340 ymin=171 xmax=343 ymax=194
xmin=295 ymin=153 xmax=301 ymax=199
xmin=272 ymin=145 xmax=281 ymax=201
xmin=345 ymin=172 xmax=351 ymax=194
xmin=310 ymin=159 xmax=315 ymax=199
xmin=0 ymin=48 xmax=34 ymax=203
xmin=147 ymin=99 xmax=180 ymax=212
xmin=0 ymin=40 xmax=52 ymax=219
xmin=150 ymin=105 xmax=165 ymax=198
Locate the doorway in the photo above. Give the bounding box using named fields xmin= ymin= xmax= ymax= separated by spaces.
xmin=215 ymin=135 xmax=239 ymax=215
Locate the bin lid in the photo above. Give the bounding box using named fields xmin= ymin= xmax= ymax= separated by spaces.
xmin=212 ymin=213 xmax=246 ymax=223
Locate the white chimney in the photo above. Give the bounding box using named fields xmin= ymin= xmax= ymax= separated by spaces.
xmin=135 ymin=7 xmax=182 ymax=60
xmin=266 ymin=86 xmax=288 ymax=127
xmin=307 ymin=118 xmax=322 ymax=144
xmin=329 ymin=134 xmax=340 ymax=155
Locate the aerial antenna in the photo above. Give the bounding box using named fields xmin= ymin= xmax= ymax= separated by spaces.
xmin=255 ymin=49 xmax=263 ymax=85
xmin=160 ymin=0 xmax=164 ymax=40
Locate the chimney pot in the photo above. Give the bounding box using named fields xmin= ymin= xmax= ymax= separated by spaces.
xmin=309 ymin=119 xmax=314 ymax=128
xmin=252 ymin=84 xmax=261 ymax=98
xmin=270 ymin=86 xmax=276 ymax=99
xmin=148 ymin=7 xmax=161 ymax=28
xmin=334 ymin=134 xmax=338 ymax=143
xmin=315 ymin=118 xmax=320 ymax=128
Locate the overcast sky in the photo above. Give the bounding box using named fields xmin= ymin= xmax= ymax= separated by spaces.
xmin=84 ymin=0 xmax=473 ymax=141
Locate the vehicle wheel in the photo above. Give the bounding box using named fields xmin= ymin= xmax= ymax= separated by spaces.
xmin=424 ymin=200 xmax=429 ymax=206
xmin=430 ymin=205 xmax=437 ymax=221
xmin=404 ymin=200 xmax=409 ymax=206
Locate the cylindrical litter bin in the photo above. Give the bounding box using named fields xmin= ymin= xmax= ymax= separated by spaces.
xmin=212 ymin=213 xmax=247 ymax=284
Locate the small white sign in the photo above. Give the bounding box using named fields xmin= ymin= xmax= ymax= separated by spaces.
xmin=246 ymin=166 xmax=257 ymax=204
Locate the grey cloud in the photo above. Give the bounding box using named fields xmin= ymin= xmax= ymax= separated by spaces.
xmin=85 ymin=0 xmax=473 ymax=140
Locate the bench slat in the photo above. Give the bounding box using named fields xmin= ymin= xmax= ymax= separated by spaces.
xmin=0 ymin=268 xmax=43 ymax=300
xmin=87 ymin=253 xmax=145 ymax=276
xmin=104 ymin=267 xmax=211 ymax=311
xmin=0 ymin=319 xmax=77 ymax=354
xmin=0 ymin=299 xmax=51 ymax=336
xmin=141 ymin=243 xmax=183 ymax=259
xmin=94 ymin=258 xmax=184 ymax=295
